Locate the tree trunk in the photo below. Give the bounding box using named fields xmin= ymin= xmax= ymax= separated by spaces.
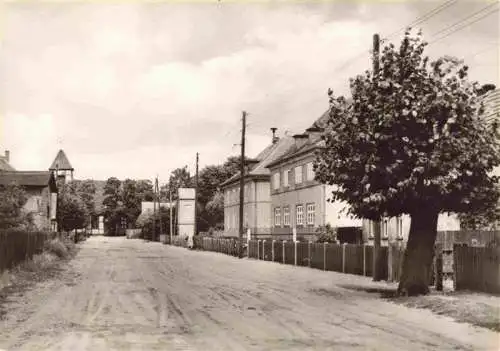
xmin=398 ymin=209 xmax=439 ymax=296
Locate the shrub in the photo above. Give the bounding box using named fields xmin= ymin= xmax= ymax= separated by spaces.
xmin=315 ymin=224 xmax=338 ymax=243
xmin=45 ymin=239 xmax=69 ymax=259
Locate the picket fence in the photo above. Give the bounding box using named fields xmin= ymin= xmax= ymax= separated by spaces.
xmin=0 ymin=230 xmax=54 ymax=274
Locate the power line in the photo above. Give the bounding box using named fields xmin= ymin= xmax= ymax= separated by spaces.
xmin=465 ymin=44 xmax=499 ymax=60
xmin=429 ymin=3 xmax=499 ymax=44
xmin=383 ymin=0 xmax=458 ymax=41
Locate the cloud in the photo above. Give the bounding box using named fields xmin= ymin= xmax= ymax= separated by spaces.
xmin=0 ymin=2 xmax=497 ymax=180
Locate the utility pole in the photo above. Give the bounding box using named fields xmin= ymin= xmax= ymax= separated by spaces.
xmin=169 ymin=188 xmax=173 ymax=244
xmin=195 ymin=152 xmax=199 ymax=236
xmin=153 ymin=176 xmax=157 ymax=242
xmin=156 ymin=177 xmax=162 ymax=240
xmin=372 ymin=33 xmax=383 ymax=281
xmin=238 ymin=111 xmax=247 ymax=258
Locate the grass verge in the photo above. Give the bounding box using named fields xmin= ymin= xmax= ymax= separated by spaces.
xmin=341 ymin=284 xmax=500 ymax=332
xmin=0 ymin=236 xmax=78 ymax=319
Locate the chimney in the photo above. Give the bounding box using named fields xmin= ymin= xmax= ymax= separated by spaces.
xmin=4 ymin=150 xmax=9 ymax=162
xmin=270 ymin=127 xmax=279 ymax=144
xmin=305 ymin=126 xmax=324 ymax=142
xmin=293 ymin=133 xmax=308 ymax=149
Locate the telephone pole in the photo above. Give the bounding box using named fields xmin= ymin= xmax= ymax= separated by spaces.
xmin=195 ymin=152 xmax=199 ymax=236
xmin=372 ymin=33 xmax=383 ymax=281
xmin=169 ymin=188 xmax=173 ymax=244
xmin=238 ymin=111 xmax=246 ymax=258
xmin=153 ymin=177 xmax=157 ymax=242
xmin=156 ymin=177 xmax=163 ymax=240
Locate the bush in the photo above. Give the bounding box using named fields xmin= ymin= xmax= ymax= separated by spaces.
xmin=45 ymin=239 xmax=69 ymax=259
xmin=315 ymin=224 xmax=338 ymax=243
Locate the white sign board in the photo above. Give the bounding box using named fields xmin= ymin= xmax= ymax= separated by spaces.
xmin=292 ymin=227 xmax=297 ymax=242
xmin=50 ymin=193 xmax=57 ymax=220
xmin=177 ymin=188 xmax=196 ymax=240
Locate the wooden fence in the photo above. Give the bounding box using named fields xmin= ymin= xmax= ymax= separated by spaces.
xmin=454 ymin=244 xmax=500 ymax=294
xmin=196 ymin=237 xmax=240 ymax=257
xmin=247 ymin=240 xmax=389 ymax=279
xmin=0 ymin=230 xmax=54 ymax=274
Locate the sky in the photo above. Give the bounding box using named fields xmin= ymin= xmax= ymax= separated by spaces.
xmin=0 ymin=0 xmax=498 ymax=182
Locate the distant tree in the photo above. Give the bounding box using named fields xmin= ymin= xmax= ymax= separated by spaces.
xmin=73 ymin=180 xmax=97 ymax=225
xmin=314 ymin=30 xmax=500 ymax=295
xmin=102 ymin=177 xmax=124 ymax=235
xmin=0 ymin=183 xmax=31 ymax=230
xmin=57 ymin=183 xmax=88 ymax=232
xmin=136 ymin=180 xmax=155 ymax=202
xmin=136 ymin=206 xmax=176 ymax=239
xmin=162 ymin=166 xmax=193 ymax=202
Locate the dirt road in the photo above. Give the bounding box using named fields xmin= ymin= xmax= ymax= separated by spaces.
xmin=0 ymin=237 xmax=497 ymax=350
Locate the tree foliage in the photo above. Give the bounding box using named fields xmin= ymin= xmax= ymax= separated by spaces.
xmin=314 ymin=29 xmax=500 ymax=295
xmin=315 ymin=30 xmax=500 ymax=221
xmin=102 ymin=177 xmax=154 ymax=235
xmin=57 ymin=182 xmax=88 ymax=232
xmin=0 ymin=183 xmax=31 ymax=230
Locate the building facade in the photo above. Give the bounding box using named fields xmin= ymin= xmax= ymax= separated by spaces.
xmin=266 ymin=115 xmax=362 ymax=242
xmin=0 ymin=171 xmax=58 ymax=231
xmin=221 ymin=133 xmax=295 ymax=238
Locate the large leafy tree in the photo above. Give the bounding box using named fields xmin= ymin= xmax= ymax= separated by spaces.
xmin=315 ymin=30 xmax=500 ymax=296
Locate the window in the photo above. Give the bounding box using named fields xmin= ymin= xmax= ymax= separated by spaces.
xmin=283 ymin=170 xmax=290 ymax=187
xmin=295 ymin=166 xmax=303 ymax=184
xmin=273 ymin=172 xmax=280 ymax=190
xmin=296 ymin=204 xmax=304 ymax=226
xmin=274 ymin=207 xmax=281 ymax=227
xmin=306 ymin=203 xmax=315 ymax=225
xmin=283 ymin=206 xmax=290 ymax=226
xmin=306 ymin=162 xmax=315 ymax=181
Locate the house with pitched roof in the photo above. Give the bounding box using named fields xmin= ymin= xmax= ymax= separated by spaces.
xmin=265 ymin=112 xmax=363 ymax=242
xmin=220 ymin=130 xmax=295 ymax=238
xmin=0 ymin=150 xmax=58 ymax=231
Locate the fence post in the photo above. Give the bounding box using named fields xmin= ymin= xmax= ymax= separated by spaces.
xmin=387 ymin=243 xmax=393 ymax=282
xmin=363 ymin=244 xmax=366 ymax=276
xmin=342 ymin=243 xmax=346 ymax=273
xmin=272 ymin=240 xmax=275 ymax=262
xmin=294 ymin=241 xmax=297 ymax=266
xmin=257 ymin=240 xmax=260 ymax=260
xmin=262 ymin=240 xmax=266 ymax=260
xmin=436 ymin=251 xmax=443 ymax=291
xmin=308 ymin=241 xmax=312 ymax=267
xmin=323 ymin=242 xmax=327 ymax=271
xmin=283 ymin=240 xmax=286 ymax=264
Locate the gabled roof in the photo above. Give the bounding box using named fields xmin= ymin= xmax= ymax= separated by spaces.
xmin=266 ymin=110 xmax=329 ymax=169
xmin=0 ymin=171 xmax=55 ymax=188
xmin=0 ymin=158 xmax=15 ymax=171
xmin=49 ymin=149 xmax=74 ymax=171
xmin=221 ymin=136 xmax=296 ymax=188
